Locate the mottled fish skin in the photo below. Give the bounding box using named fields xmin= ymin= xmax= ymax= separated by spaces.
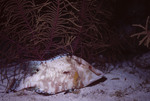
xmin=16 ymin=55 xmax=104 ymax=94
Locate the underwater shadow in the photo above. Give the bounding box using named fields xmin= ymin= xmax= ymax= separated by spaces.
xmin=87 ymin=76 xmax=107 ymax=87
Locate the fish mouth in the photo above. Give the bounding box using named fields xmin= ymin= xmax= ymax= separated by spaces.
xmin=87 ymin=76 xmax=107 ymax=87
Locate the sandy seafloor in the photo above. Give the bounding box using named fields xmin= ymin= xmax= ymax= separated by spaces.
xmin=0 ymin=55 xmax=150 ymax=101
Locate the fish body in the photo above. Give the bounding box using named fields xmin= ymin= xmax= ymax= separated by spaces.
xmin=16 ymin=54 xmax=104 ymax=94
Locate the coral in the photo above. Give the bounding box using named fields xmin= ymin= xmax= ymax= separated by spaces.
xmin=0 ymin=0 xmax=111 ymax=66
xmin=0 ymin=0 xmax=80 ymax=63
xmin=131 ymin=16 xmax=150 ymax=48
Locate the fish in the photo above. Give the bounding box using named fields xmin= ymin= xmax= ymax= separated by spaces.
xmin=15 ymin=54 xmax=104 ymax=94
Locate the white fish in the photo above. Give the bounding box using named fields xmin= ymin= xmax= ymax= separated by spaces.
xmin=15 ymin=54 xmax=104 ymax=94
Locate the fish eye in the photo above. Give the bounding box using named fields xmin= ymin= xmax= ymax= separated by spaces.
xmin=36 ymin=69 xmax=39 ymax=72
xmin=33 ymin=68 xmax=39 ymax=73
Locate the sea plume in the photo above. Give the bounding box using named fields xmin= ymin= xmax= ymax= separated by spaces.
xmin=131 ymin=16 xmax=150 ymax=48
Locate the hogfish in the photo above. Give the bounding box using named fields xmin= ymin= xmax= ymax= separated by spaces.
xmin=15 ymin=54 xmax=104 ymax=94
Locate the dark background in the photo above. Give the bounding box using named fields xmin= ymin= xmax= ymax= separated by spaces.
xmin=0 ymin=0 xmax=150 ymax=67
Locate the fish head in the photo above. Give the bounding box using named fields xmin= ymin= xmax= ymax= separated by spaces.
xmin=71 ymin=56 xmax=104 ymax=87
